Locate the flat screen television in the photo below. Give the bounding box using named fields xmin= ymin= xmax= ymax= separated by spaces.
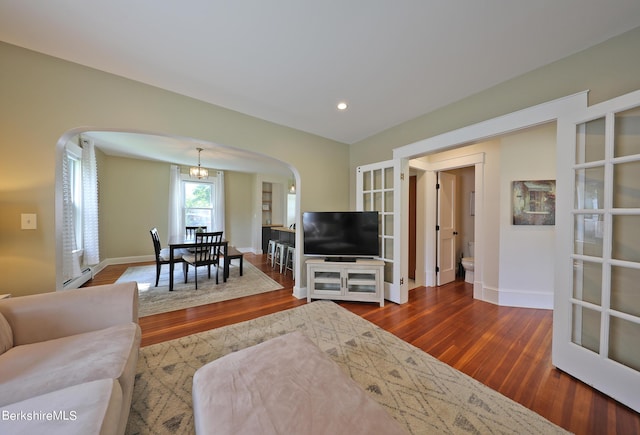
xmin=302 ymin=211 xmax=379 ymax=260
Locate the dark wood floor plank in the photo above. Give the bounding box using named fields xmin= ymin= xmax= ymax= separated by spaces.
xmin=84 ymin=253 xmax=640 ymax=435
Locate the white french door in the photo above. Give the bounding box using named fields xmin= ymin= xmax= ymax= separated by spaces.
xmin=554 ymin=89 xmax=640 ymax=412
xmin=356 ymin=159 xmax=409 ymax=304
xmin=437 ymin=171 xmax=457 ymax=285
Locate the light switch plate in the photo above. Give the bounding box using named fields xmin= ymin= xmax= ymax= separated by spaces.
xmin=21 ymin=213 xmax=37 ymax=230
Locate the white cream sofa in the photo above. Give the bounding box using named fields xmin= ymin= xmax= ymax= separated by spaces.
xmin=0 ymin=282 xmax=140 ymax=435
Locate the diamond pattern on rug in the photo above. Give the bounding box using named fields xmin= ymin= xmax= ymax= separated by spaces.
xmin=127 ymin=301 xmax=569 ymax=435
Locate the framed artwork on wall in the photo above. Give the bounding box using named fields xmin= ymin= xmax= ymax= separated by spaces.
xmin=512 ymin=180 xmax=556 ymax=225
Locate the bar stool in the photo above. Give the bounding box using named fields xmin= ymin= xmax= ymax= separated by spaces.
xmin=285 ymin=246 xmax=295 ymax=280
xmin=266 ymin=240 xmax=277 ymax=268
xmin=274 ymin=242 xmax=289 ymax=273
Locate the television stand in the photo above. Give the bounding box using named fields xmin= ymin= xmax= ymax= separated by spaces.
xmin=306 ymin=258 xmax=384 ymax=306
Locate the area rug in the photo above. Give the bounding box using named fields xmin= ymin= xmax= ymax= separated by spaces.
xmin=126 ymin=301 xmax=569 ymax=435
xmin=116 ymin=262 xmax=282 ymax=317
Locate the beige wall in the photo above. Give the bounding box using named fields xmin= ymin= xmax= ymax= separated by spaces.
xmin=225 ymin=171 xmax=255 ymax=250
xmin=2 ymin=26 xmax=640 ymax=297
xmin=415 ymin=124 xmax=556 ymax=306
xmin=99 ymin=153 xmax=268 ymax=259
xmin=0 ymin=42 xmax=349 ymax=296
xmin=99 ymin=155 xmax=171 ymax=258
xmin=349 ymin=26 xmax=640 ymax=206
xmin=498 ymin=123 xmax=557 ymax=305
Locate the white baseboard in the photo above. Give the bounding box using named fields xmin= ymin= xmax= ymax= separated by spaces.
xmin=498 ymin=288 xmax=554 ymax=309
xmin=237 ymin=247 xmax=258 ymax=254
xmin=293 ymin=284 xmax=306 ymax=299
xmin=477 ymin=283 xmax=499 ymax=305
xmin=474 ymin=282 xmax=553 ymax=309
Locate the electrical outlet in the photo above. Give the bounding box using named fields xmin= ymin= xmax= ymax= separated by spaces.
xmin=21 ymin=213 xmax=37 ymax=230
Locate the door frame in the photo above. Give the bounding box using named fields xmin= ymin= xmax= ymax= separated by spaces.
xmin=411 ymin=154 xmax=484 ymax=294
xmin=394 ymin=91 xmax=588 ymax=305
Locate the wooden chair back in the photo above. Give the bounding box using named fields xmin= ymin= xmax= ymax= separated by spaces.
xmin=150 ymin=227 xmax=164 ymax=261
xmin=193 ymin=231 xmax=223 ymax=265
xmin=185 ymin=226 xmax=207 ymax=240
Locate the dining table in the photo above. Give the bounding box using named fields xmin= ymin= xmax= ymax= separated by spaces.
xmin=167 ymin=238 xmax=229 ymax=291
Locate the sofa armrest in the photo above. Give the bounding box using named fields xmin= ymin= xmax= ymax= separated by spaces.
xmin=0 ymin=282 xmax=138 ymax=346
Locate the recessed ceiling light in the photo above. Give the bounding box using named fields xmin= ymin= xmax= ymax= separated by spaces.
xmin=337 ymin=102 xmax=348 ymax=111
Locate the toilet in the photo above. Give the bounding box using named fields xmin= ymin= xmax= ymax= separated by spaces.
xmin=461 ymin=242 xmax=474 ymax=284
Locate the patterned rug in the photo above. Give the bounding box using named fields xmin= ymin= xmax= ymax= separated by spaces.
xmin=126 ymin=301 xmax=569 ymax=435
xmin=116 ymin=262 xmax=282 ymax=317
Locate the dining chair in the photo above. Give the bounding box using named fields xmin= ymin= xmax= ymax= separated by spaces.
xmin=150 ymin=227 xmax=185 ymax=287
xmin=182 ymin=231 xmax=223 ymax=289
xmin=185 ymin=226 xmax=207 ymax=240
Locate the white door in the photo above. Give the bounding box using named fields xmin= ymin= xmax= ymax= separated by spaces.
xmin=437 ymin=172 xmax=457 ymax=285
xmin=554 ymin=89 xmax=640 ymax=412
xmin=357 ymin=159 xmax=409 ymax=304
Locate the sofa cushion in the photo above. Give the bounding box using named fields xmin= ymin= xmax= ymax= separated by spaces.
xmin=0 ymin=311 xmax=12 ymax=355
xmin=0 ymin=322 xmax=140 ymax=408
xmin=0 ymin=378 xmax=122 ymax=435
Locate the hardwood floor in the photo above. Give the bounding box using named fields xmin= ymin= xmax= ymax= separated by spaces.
xmin=85 ymin=254 xmax=639 ymax=435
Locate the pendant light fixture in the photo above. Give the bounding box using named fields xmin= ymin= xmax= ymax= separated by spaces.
xmin=190 ymin=147 xmax=209 ymax=179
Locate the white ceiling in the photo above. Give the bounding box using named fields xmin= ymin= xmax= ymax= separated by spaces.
xmin=2 ymin=1 xmax=640 ymax=172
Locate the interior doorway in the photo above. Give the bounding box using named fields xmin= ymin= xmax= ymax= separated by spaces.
xmin=408 ymin=151 xmax=484 ymax=290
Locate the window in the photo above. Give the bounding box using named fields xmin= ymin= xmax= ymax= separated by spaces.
xmin=170 ymin=168 xmax=224 ymax=242
xmin=183 ymin=180 xmax=214 ymax=229
xmin=61 ymin=139 xmax=99 ymax=287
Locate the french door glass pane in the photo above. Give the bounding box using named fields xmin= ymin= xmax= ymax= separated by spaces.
xmin=373 ymin=169 xmax=382 ymax=190
xmin=384 ymin=215 xmax=393 ymax=236
xmin=614 ymin=107 xmax=640 ymax=158
xmin=384 ymin=261 xmax=393 ymax=283
xmin=374 ymin=192 xmax=382 ymax=212
xmin=613 ymin=160 xmax=640 ymax=208
xmin=575 ymin=166 xmax=604 ymax=209
xmin=384 ymin=191 xmax=394 ymax=212
xmin=612 ymin=215 xmax=640 ymax=262
xmin=574 ymin=214 xmax=604 ymax=257
xmin=609 ymin=316 xmax=640 ymax=371
xmin=363 ymin=193 xmax=372 ymax=211
xmin=572 ymin=304 xmax=601 ymax=353
xmin=384 ymin=167 xmax=394 ymax=188
xmin=611 ymin=266 xmax=640 ymax=317
xmin=573 ymin=260 xmax=602 ymax=305
xmin=363 ymin=172 xmax=372 ymax=191
xmin=576 ymin=117 xmax=606 ymax=163
xmin=384 ymin=238 xmax=394 ymax=261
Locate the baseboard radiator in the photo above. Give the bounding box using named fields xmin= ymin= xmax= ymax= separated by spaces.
xmin=62 ymin=267 xmax=93 ymax=289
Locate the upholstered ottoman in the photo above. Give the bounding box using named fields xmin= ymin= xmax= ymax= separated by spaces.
xmin=192 ymin=331 xmax=406 ymax=435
